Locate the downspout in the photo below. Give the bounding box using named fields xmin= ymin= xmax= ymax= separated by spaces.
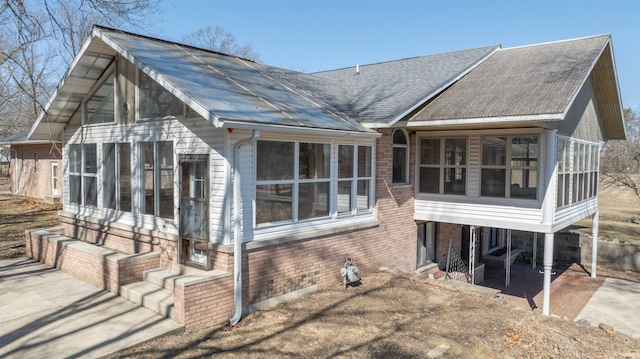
xmin=229 ymin=129 xmax=260 ymax=326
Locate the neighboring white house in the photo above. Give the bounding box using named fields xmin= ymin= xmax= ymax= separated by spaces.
xmin=26 ymin=26 xmax=624 ymax=328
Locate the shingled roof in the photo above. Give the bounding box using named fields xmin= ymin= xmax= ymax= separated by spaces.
xmin=303 ymin=46 xmax=498 ymax=127
xmin=409 ymin=34 xmax=625 ymax=139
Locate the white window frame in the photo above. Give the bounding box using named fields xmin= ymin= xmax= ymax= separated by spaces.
xmin=480 ymin=135 xmax=540 ymax=200
xmin=103 ymin=142 xmax=132 ymax=212
xmin=556 ymin=136 xmax=599 ymax=209
xmin=82 ymin=62 xmax=116 ymax=126
xmin=135 ymin=69 xmax=186 ymax=122
xmin=254 ymin=139 xmax=375 ymax=229
xmin=418 ymin=137 xmax=468 ymax=195
xmin=140 ymin=141 xmax=175 ymax=220
xmin=392 ymin=129 xmax=410 ymax=185
xmin=68 ymin=143 xmax=98 ymax=207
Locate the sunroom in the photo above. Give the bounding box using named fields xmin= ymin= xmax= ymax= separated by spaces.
xmin=404 ymin=33 xmax=625 ymax=314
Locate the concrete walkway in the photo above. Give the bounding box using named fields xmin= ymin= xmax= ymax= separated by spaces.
xmin=576 ymin=277 xmax=640 ymax=338
xmin=481 ymin=263 xmax=640 ymax=338
xmin=0 ymin=257 xmax=183 ymax=359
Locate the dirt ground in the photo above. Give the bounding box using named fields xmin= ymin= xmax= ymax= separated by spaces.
xmin=0 ymin=189 xmax=61 ymax=259
xmin=1 ymin=180 xmax=639 ymax=358
xmin=105 ymin=269 xmax=640 ymax=359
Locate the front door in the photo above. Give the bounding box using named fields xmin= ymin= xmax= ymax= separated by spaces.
xmin=179 ymin=155 xmax=209 ymax=269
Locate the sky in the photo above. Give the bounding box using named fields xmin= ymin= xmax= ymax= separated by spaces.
xmin=150 ymin=0 xmax=640 ymax=111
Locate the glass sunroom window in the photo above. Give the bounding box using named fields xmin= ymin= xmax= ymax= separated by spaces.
xmin=85 ymin=72 xmax=115 ymax=125
xmin=481 ymin=136 xmax=539 ymax=199
xmin=138 ymin=70 xmax=184 ymax=120
xmin=419 ymin=138 xmax=467 ymax=195
xmin=255 ymin=140 xmax=373 ymax=226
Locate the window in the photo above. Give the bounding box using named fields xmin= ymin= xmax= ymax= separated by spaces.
xmin=481 ymin=136 xmax=538 ymax=199
xmin=488 ymin=227 xmax=505 ymax=251
xmin=141 ymin=141 xmax=174 ymax=219
xmin=138 ymin=70 xmax=184 ymax=120
xmin=556 ymin=137 xmax=599 ymax=208
xmin=103 ymin=143 xmax=131 ymax=212
xmin=68 ymin=144 xmax=97 ymax=206
xmin=85 ymin=71 xmax=115 ymax=125
xmin=255 ymin=140 xmax=373 ymax=226
xmin=392 ymin=130 xmax=409 ymax=184
xmin=419 ymin=138 xmax=467 ymax=195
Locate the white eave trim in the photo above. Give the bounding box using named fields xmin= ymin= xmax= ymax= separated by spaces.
xmin=221 ymin=120 xmax=380 ymax=138
xmin=408 ymin=113 xmax=564 ymax=128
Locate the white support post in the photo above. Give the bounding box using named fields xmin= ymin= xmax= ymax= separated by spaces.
xmin=591 ymin=211 xmax=599 ymax=278
xmin=532 ymin=232 xmax=538 ymax=270
xmin=505 ymin=229 xmax=512 ymax=287
xmin=470 ymin=226 xmax=476 ymax=284
xmin=542 ymin=232 xmax=555 ymax=316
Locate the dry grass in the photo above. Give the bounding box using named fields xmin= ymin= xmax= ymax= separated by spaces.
xmin=0 ymin=192 xmax=61 ymax=259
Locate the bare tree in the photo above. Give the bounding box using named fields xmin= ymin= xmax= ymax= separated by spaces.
xmin=601 ymin=108 xmax=640 ymax=199
xmin=181 ymin=25 xmax=260 ymax=61
xmin=0 ymin=0 xmax=161 ymax=136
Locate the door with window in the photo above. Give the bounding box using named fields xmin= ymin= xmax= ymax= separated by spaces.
xmin=417 ymin=222 xmax=437 ymax=268
xmin=179 ymin=155 xmax=209 ymax=269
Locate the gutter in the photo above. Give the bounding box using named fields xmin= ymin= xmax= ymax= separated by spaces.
xmin=229 ymin=130 xmax=260 ymax=326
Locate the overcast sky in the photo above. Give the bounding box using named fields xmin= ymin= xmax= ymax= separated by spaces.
xmin=153 ymin=0 xmax=640 ymax=110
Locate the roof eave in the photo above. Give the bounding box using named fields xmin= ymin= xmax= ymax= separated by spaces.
xmin=407 ymin=113 xmax=564 ymax=128
xmin=222 ymin=120 xmax=380 ymax=138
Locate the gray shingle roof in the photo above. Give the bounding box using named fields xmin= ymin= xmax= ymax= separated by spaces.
xmin=0 ymin=131 xmax=28 ymax=144
xmin=410 ymin=35 xmax=613 ymax=124
xmin=281 ymin=46 xmax=499 ymax=126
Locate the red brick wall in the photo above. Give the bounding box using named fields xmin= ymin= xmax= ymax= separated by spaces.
xmin=174 ymin=275 xmax=234 ymax=329
xmin=11 ymin=143 xmax=62 ymax=198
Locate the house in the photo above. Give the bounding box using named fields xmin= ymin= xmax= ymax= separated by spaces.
xmin=0 ymin=130 xmax=62 ymax=202
xmin=25 ymin=26 xmax=625 ymax=329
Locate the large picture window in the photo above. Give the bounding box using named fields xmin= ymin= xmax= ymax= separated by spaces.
xmin=255 ymin=140 xmax=372 ymax=226
xmin=419 ymin=138 xmax=467 ymax=195
xmin=141 ymin=141 xmax=174 ymax=219
xmin=103 ymin=143 xmax=131 ymax=212
xmin=481 ymin=136 xmax=538 ymax=199
xmin=138 ymin=70 xmax=184 ymax=120
xmin=68 ymin=144 xmax=97 ymax=206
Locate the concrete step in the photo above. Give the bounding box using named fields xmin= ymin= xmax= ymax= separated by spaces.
xmin=143 ymin=268 xmax=184 ymax=291
xmin=120 ymin=281 xmax=175 ymax=320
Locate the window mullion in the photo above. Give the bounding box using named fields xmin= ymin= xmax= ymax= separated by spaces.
xmin=352 ymin=145 xmax=358 ymax=214
xmin=505 ymin=137 xmax=512 ymax=199
xmin=293 ymin=142 xmax=299 ymax=222
xmin=154 ymin=142 xmax=160 ymax=217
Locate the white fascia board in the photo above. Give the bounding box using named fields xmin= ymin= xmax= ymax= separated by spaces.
xmin=95 ymin=30 xmax=221 ymax=128
xmin=221 ymin=120 xmax=380 ymax=138
xmin=414 ymin=212 xmax=551 ymax=233
xmin=29 ymin=31 xmax=101 ymax=140
xmin=388 ymin=45 xmax=501 ymax=127
xmin=408 ymin=113 xmax=564 ymax=128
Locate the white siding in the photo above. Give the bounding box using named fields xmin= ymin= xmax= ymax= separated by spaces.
xmin=414 ymin=199 xmax=547 ymax=232
xmin=63 ymin=118 xmax=228 ymax=240
xmin=552 ymin=198 xmax=598 ymax=232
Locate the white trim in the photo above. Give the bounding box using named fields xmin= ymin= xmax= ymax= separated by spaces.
xmin=222 ymin=120 xmax=379 ymax=138
xmin=408 ymin=113 xmax=564 ymax=128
